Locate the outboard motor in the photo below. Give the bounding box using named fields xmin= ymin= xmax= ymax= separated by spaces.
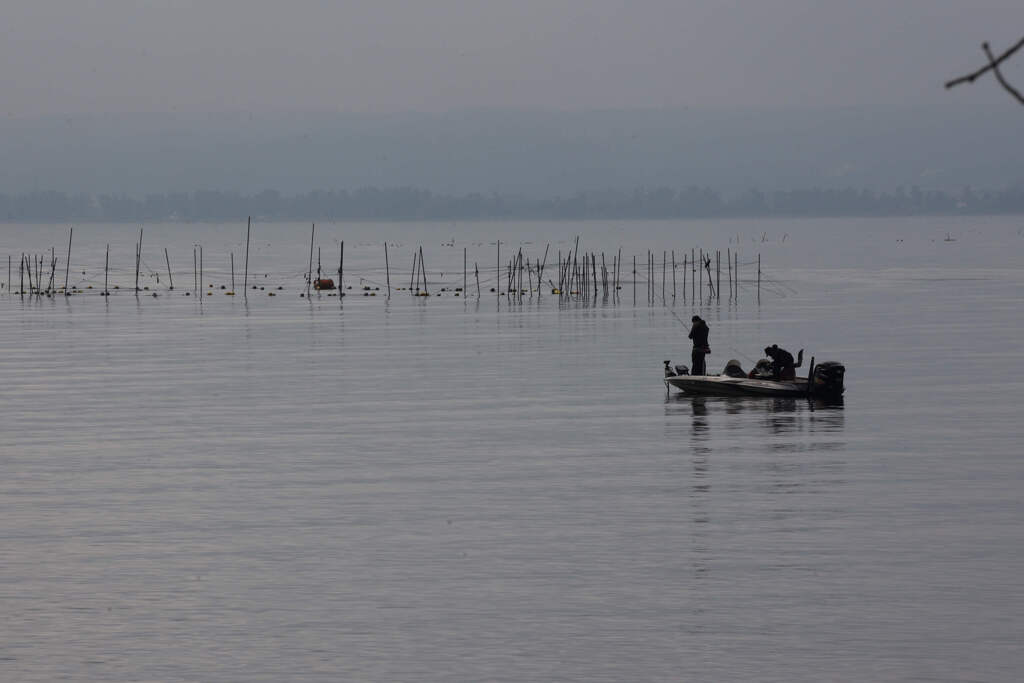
xmin=811 ymin=361 xmax=846 ymax=396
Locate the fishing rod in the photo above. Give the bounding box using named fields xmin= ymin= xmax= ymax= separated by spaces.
xmin=638 ymin=266 xmax=759 ymax=365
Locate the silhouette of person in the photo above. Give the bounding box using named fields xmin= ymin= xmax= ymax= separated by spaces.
xmin=688 ymin=315 xmax=710 ymax=375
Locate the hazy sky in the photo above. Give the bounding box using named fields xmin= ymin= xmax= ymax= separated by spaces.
xmin=2 ymin=0 xmax=1022 ymax=116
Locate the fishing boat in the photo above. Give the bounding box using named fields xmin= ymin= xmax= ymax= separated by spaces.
xmin=663 ymin=358 xmax=845 ymax=398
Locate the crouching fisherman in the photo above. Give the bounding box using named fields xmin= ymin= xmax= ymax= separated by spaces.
xmin=763 ymin=344 xmax=803 ymax=381
xmin=688 ymin=315 xmax=710 ymax=375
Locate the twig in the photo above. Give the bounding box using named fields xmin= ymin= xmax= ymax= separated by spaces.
xmin=945 ymin=36 xmax=1024 ymax=104
xmin=983 ymin=41 xmax=1024 ymax=105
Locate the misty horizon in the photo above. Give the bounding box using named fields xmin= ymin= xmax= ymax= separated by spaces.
xmin=2 ymin=105 xmax=1023 ymax=201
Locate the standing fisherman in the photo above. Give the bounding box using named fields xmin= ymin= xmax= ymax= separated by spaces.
xmin=688 ymin=315 xmax=710 ymax=376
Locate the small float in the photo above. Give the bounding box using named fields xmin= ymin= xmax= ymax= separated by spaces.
xmin=313 ymin=278 xmax=336 ymax=291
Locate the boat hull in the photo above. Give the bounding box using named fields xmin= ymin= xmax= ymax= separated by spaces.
xmin=665 ymin=374 xmax=810 ymax=397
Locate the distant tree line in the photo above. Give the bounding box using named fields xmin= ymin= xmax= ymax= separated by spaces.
xmin=3 ymin=185 xmax=1024 ymax=221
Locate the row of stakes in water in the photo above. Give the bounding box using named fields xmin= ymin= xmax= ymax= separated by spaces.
xmin=11 ymin=283 xmax=623 ymax=298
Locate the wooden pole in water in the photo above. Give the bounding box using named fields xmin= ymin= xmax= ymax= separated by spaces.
xmin=137 ymin=227 xmax=143 ymax=292
xmin=165 ymin=248 xmax=174 ymax=290
xmin=64 ymin=227 xmax=72 ymax=293
xmin=20 ymin=253 xmax=23 ymax=295
xmin=645 ymin=250 xmax=649 ymax=303
xmin=243 ymin=216 xmax=251 ymax=296
xmin=682 ymin=254 xmax=687 ymax=302
xmin=339 ymin=240 xmax=344 ymax=292
xmin=385 ymin=242 xmax=391 ymax=296
xmin=496 ymin=240 xmax=500 ymax=298
xmin=662 ymin=250 xmax=666 ymax=303
xmin=716 ymin=250 xmax=720 ymax=300
xmin=632 ymin=254 xmax=636 ymax=305
xmin=475 ymin=262 xmax=480 ymax=298
xmin=727 ymin=248 xmax=732 ymax=301
xmin=7 ymin=254 xmax=10 ymax=295
xmin=104 ymin=245 xmax=109 ymax=295
xmin=671 ymin=250 xmax=676 ymax=299
xmin=691 ymin=248 xmax=695 ymax=303
xmin=410 ymin=251 xmax=417 ymax=292
xmin=557 ymin=250 xmax=562 ymax=293
xmin=231 ymin=252 xmax=235 ymax=292
xmin=757 ymin=253 xmax=761 ymax=303
xmin=199 ymin=245 xmax=203 ymax=295
xmin=193 ymin=247 xmax=197 ymax=295
xmin=419 ymin=246 xmax=428 ymax=295
xmin=307 ymin=223 xmax=315 ymax=297
xmin=463 ymin=246 xmax=467 ymax=295
xmin=699 ymin=248 xmax=703 ymax=304
xmin=539 ymin=244 xmax=549 ymax=290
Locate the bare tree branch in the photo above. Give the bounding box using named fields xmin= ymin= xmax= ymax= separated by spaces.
xmin=945 ymin=36 xmax=1024 ymax=90
xmin=982 ymin=41 xmax=1024 ymax=105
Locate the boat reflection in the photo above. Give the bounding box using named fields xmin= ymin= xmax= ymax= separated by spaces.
xmin=664 ymin=395 xmax=847 ymax=582
xmin=667 ymin=394 xmax=844 ymax=430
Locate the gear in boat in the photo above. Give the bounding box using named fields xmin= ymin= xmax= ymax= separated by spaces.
xmin=664 ymin=355 xmax=845 ymax=398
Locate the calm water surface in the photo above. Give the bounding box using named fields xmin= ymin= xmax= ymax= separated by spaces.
xmin=2 ymin=217 xmax=1023 ymax=681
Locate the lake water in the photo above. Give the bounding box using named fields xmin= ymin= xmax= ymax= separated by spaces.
xmin=2 ymin=216 xmax=1023 ymax=682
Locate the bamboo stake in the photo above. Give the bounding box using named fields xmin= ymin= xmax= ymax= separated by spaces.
xmin=136 ymin=227 xmax=143 ymax=292
xmin=231 ymin=252 xmax=235 ymax=292
xmin=662 ymin=250 xmax=666 ymax=303
xmin=683 ymin=254 xmax=687 ymax=302
xmin=199 ymin=245 xmax=203 ymax=296
xmin=64 ymin=227 xmax=72 ymax=294
xmin=727 ymin=248 xmax=732 ymax=301
xmin=539 ymin=244 xmax=549 ymax=289
xmin=385 ymin=242 xmax=391 ymax=296
xmin=496 ymin=240 xmax=500 ymax=298
xmin=193 ymin=247 xmax=197 ymax=295
xmin=243 ymin=216 xmax=251 ymax=296
xmin=475 ymin=262 xmax=480 ymax=298
xmin=717 ymin=250 xmax=721 ymax=300
xmin=104 ymin=245 xmax=109 ymax=295
xmin=165 ymin=248 xmax=174 ymax=290
xmin=419 ymin=246 xmax=428 ymax=295
xmin=757 ymin=253 xmax=761 ymax=304
xmin=307 ymin=223 xmax=315 ymax=297
xmin=340 ymin=240 xmax=344 ymax=293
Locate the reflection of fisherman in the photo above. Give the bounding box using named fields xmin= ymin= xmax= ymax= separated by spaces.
xmin=688 ymin=315 xmax=710 ymax=375
xmin=764 ymin=344 xmax=795 ymax=380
